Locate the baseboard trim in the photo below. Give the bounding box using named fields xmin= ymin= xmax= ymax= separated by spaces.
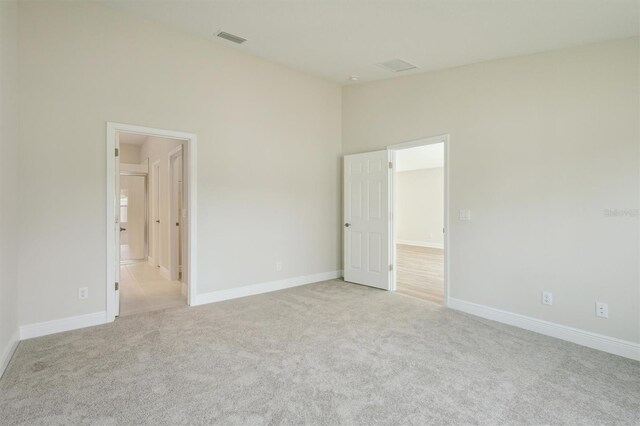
xmin=159 ymin=266 xmax=170 ymax=280
xmin=147 ymin=256 xmax=154 ymax=266
xmin=449 ymin=298 xmax=640 ymax=361
xmin=0 ymin=329 xmax=19 ymax=379
xmin=396 ymin=239 xmax=444 ymax=249
xmin=19 ymin=311 xmax=108 ymax=340
xmin=194 ymin=270 xmax=343 ymax=306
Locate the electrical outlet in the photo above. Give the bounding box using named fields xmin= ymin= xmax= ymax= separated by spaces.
xmin=542 ymin=291 xmax=553 ymax=306
xmin=596 ymin=302 xmax=608 ymax=318
xmin=78 ymin=287 xmax=89 ymax=300
xmin=275 ymin=261 xmax=282 ymax=272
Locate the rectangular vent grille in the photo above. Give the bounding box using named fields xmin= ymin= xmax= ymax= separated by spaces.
xmin=378 ymin=59 xmax=417 ymax=72
xmin=217 ymin=31 xmax=246 ymax=44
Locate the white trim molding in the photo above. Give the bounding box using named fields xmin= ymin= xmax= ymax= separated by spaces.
xmin=194 ymin=270 xmax=343 ymax=306
xmin=19 ymin=311 xmax=107 ymax=340
xmin=0 ymin=329 xmax=19 ymax=378
xmin=396 ymin=239 xmax=444 ymax=249
xmin=449 ymin=298 xmax=640 ymax=361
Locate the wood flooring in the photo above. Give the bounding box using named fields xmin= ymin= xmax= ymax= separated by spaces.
xmin=396 ymin=244 xmax=444 ymax=304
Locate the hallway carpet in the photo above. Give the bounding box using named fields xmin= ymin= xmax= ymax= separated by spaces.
xmin=1 ymin=280 xmax=638 ymax=425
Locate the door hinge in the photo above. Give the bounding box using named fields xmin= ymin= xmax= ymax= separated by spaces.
xmin=389 ymin=161 xmax=393 ymax=169
xmin=389 ymin=264 xmax=393 ymax=271
xmin=115 ymin=282 xmax=119 ymax=291
xmin=115 ymin=148 xmax=119 ymax=157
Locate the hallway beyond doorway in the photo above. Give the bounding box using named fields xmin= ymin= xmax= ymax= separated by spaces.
xmin=119 ymin=262 xmax=185 ymax=317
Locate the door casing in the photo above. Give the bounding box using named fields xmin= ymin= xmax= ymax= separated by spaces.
xmin=106 ymin=122 xmax=198 ymax=322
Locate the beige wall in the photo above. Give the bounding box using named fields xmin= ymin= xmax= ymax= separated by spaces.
xmin=18 ymin=2 xmax=342 ymax=325
xmin=343 ymin=38 xmax=639 ymax=343
xmin=0 ymin=0 xmax=20 ymax=369
xmin=119 ymin=143 xmax=141 ymax=164
xmin=396 ymin=168 xmax=444 ymax=247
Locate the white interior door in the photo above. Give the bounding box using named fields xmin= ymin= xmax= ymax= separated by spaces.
xmin=169 ymin=146 xmax=183 ymax=281
xmin=343 ymin=150 xmax=391 ymax=290
xmin=114 ymin=137 xmax=120 ymax=317
xmin=152 ymin=161 xmax=160 ymax=267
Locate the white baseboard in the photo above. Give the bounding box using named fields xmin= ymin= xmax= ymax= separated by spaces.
xmin=19 ymin=311 xmax=107 ymax=340
xmin=396 ymin=239 xmax=444 ymax=249
xmin=159 ymin=266 xmax=170 ymax=280
xmin=0 ymin=329 xmax=19 ymax=379
xmin=147 ymin=256 xmax=154 ymax=266
xmin=194 ymin=270 xmax=343 ymax=306
xmin=448 ymin=298 xmax=640 ymax=361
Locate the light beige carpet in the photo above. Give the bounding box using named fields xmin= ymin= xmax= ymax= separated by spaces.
xmin=1 ymin=280 xmax=638 ymax=425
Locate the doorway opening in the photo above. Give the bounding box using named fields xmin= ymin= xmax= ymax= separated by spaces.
xmin=106 ymin=123 xmax=197 ymax=322
xmin=342 ymin=134 xmax=449 ymax=306
xmin=391 ymin=141 xmax=446 ymax=305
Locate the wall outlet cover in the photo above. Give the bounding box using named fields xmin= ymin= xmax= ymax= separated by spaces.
xmin=78 ymin=287 xmax=89 ymax=300
xmin=596 ymin=302 xmax=609 ymax=318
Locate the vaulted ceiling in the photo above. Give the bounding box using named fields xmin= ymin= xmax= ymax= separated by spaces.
xmin=101 ymin=0 xmax=639 ymax=84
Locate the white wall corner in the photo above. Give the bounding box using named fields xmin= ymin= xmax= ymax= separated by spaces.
xmin=448 ymin=298 xmax=640 ymax=361
xmin=194 ymin=270 xmax=343 ymax=306
xmin=19 ymin=311 xmax=108 ymax=340
xmin=0 ymin=329 xmax=20 ymax=379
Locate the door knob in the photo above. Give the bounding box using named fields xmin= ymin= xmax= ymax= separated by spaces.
xmin=344 ymin=223 xmax=351 ymax=227
xmin=155 ymin=220 xmax=160 ymax=224
xmin=120 ymin=227 xmax=126 ymax=232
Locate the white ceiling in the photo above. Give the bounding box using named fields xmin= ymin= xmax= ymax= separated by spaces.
xmin=118 ymin=132 xmax=148 ymax=146
xmin=396 ymin=143 xmax=444 ymax=172
xmin=99 ymin=0 xmax=638 ymax=84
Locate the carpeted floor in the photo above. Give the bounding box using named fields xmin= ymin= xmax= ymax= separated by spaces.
xmin=1 ymin=280 xmax=638 ymax=425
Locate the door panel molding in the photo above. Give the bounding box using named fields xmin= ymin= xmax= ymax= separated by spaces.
xmin=343 ymin=150 xmax=391 ymax=290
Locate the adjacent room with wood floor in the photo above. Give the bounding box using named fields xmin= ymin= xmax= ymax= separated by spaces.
xmin=0 ymin=1 xmax=638 ymax=424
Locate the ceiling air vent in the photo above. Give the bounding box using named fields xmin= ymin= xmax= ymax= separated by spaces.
xmin=378 ymin=59 xmax=418 ymax=73
xmin=216 ymin=31 xmax=247 ymax=44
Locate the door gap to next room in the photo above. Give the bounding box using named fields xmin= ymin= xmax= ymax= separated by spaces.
xmin=107 ymin=123 xmax=197 ymax=321
xmin=342 ymin=135 xmax=449 ymax=306
xmin=390 ymin=140 xmax=446 ymax=305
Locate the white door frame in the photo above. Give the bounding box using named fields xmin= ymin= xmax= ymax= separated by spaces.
xmin=168 ymin=145 xmax=183 ymax=282
xmin=106 ymin=122 xmax=198 ymax=322
xmin=387 ymin=134 xmax=450 ymax=307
